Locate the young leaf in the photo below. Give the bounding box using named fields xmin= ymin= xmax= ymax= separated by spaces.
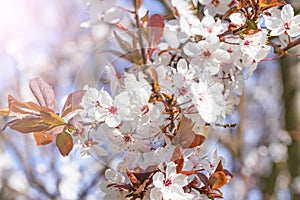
xmin=209 ymin=171 xmax=227 ymax=190
xmin=34 ymin=131 xmax=55 ymax=145
xmin=171 ymin=117 xmax=206 ymax=148
xmin=114 ymin=31 xmax=134 ymax=52
xmin=56 ymin=131 xmax=73 ymax=156
xmin=61 ymin=90 xmax=86 ymax=118
xmin=196 ymin=173 xmax=210 ymax=187
xmin=0 ymin=107 xmax=9 ymax=116
xmin=29 ymin=78 xmax=59 ymax=113
xmin=8 ymin=95 xmax=42 ymax=118
xmin=134 ymin=0 xmax=144 ymax=9
xmin=171 ymin=145 xmax=184 ymax=173
xmin=9 ymin=118 xmax=50 ymax=133
xmin=40 ymin=111 xmax=65 ymax=126
xmin=149 ymin=14 xmax=164 ymax=48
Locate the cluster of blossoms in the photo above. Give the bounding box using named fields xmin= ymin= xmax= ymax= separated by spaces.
xmin=1 ymin=0 xmax=300 ymax=199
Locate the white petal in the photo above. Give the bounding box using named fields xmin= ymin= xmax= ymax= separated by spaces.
xmin=99 ymin=90 xmax=113 ymax=107
xmin=103 ymin=8 xmax=123 ymax=24
xmin=281 ymin=4 xmax=294 ymax=22
xmin=150 ymin=188 xmax=163 ymax=200
xmin=105 ymin=114 xmax=121 ymax=128
xmin=214 ymin=49 xmax=230 ymax=62
xmin=153 ymin=172 xmax=164 ymax=188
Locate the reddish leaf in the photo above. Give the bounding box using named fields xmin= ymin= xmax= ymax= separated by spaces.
xmin=34 ymin=131 xmax=54 ymax=145
xmin=29 ymin=78 xmax=59 ymax=113
xmin=197 ymin=173 xmax=210 ymax=187
xmin=61 ymin=90 xmax=86 ymax=118
xmin=189 ymin=134 xmax=206 ymax=148
xmin=8 ymin=95 xmax=42 ymax=118
xmin=140 ymin=10 xmax=149 ymax=25
xmin=67 ymin=115 xmax=83 ymax=136
xmin=9 ymin=118 xmax=50 ymax=133
xmin=45 ymin=126 xmax=65 ymax=137
xmin=40 ymin=111 xmax=65 ymax=126
xmin=134 ymin=0 xmax=144 ymax=9
xmin=56 ymin=132 xmax=73 ymax=156
xmin=101 ymin=49 xmax=143 ymax=65
xmin=172 ymin=117 xmax=206 ymax=148
xmin=215 ymin=160 xmax=224 ymax=172
xmin=0 ymin=107 xmax=9 ymax=116
xmin=171 ymin=145 xmax=184 ymax=172
xmin=209 ymin=171 xmax=227 ymax=190
xmin=259 ymin=0 xmax=286 ymax=10
xmin=149 ymin=14 xmax=164 ymax=47
xmin=114 ymin=31 xmax=134 ymax=52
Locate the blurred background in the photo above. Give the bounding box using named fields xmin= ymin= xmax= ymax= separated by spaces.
xmin=0 ymin=0 xmax=299 ymax=199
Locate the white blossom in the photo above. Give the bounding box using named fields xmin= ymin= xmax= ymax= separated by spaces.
xmin=150 ymin=162 xmax=193 ymax=200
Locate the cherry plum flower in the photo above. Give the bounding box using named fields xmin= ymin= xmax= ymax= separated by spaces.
xmin=80 ymin=87 xmax=129 ymax=127
xmin=184 ymin=35 xmax=230 ymax=75
xmin=150 ymin=162 xmax=193 ymax=200
xmin=81 ymin=0 xmax=123 ymax=27
xmin=265 ymin=4 xmax=300 ymax=37
xmin=190 ymin=79 xmax=226 ymax=123
xmin=240 ymin=31 xmax=271 ymax=61
xmin=199 ymin=0 xmax=232 ymax=16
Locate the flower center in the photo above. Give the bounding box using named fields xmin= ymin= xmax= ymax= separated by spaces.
xmin=284 ymin=22 xmax=290 ymax=30
xmin=163 ymin=178 xmax=172 ymax=187
xmin=179 ymin=87 xmax=188 ymax=96
xmin=109 ymin=106 xmax=118 ymax=114
xmin=203 ymin=49 xmax=211 ymax=57
xmin=95 ymin=101 xmax=101 ymax=108
xmin=212 ymin=0 xmax=220 ymax=6
xmin=122 ymin=133 xmax=133 ymax=143
xmin=140 ymin=105 xmax=149 ymax=115
xmin=199 ymin=93 xmax=205 ymax=101
xmin=244 ymin=40 xmax=250 ymax=46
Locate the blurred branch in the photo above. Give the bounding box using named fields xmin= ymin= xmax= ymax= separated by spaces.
xmin=280 ymin=49 xmax=300 ymax=200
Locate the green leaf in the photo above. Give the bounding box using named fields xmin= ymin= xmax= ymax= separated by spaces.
xmin=246 ymin=19 xmax=257 ymax=30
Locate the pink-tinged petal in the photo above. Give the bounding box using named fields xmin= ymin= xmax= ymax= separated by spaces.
xmin=153 ymin=172 xmax=164 ymax=188
xmin=103 ymin=8 xmax=123 ymax=24
xmin=183 ymin=43 xmax=201 ymax=56
xmin=214 ymin=49 xmax=230 ymax=62
xmin=281 ymin=4 xmax=294 ymax=22
xmin=288 ymin=16 xmax=300 ymax=37
xmin=105 ymin=114 xmax=121 ymax=128
xmin=95 ymin=110 xmax=107 ymax=121
xmin=150 ymin=188 xmax=163 ymax=200
xmin=173 ymin=174 xmax=189 ymax=187
xmin=177 ymin=59 xmax=188 ymax=73
xmin=265 ymin=18 xmax=283 ymax=34
xmin=166 ymin=162 xmax=177 ymax=178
